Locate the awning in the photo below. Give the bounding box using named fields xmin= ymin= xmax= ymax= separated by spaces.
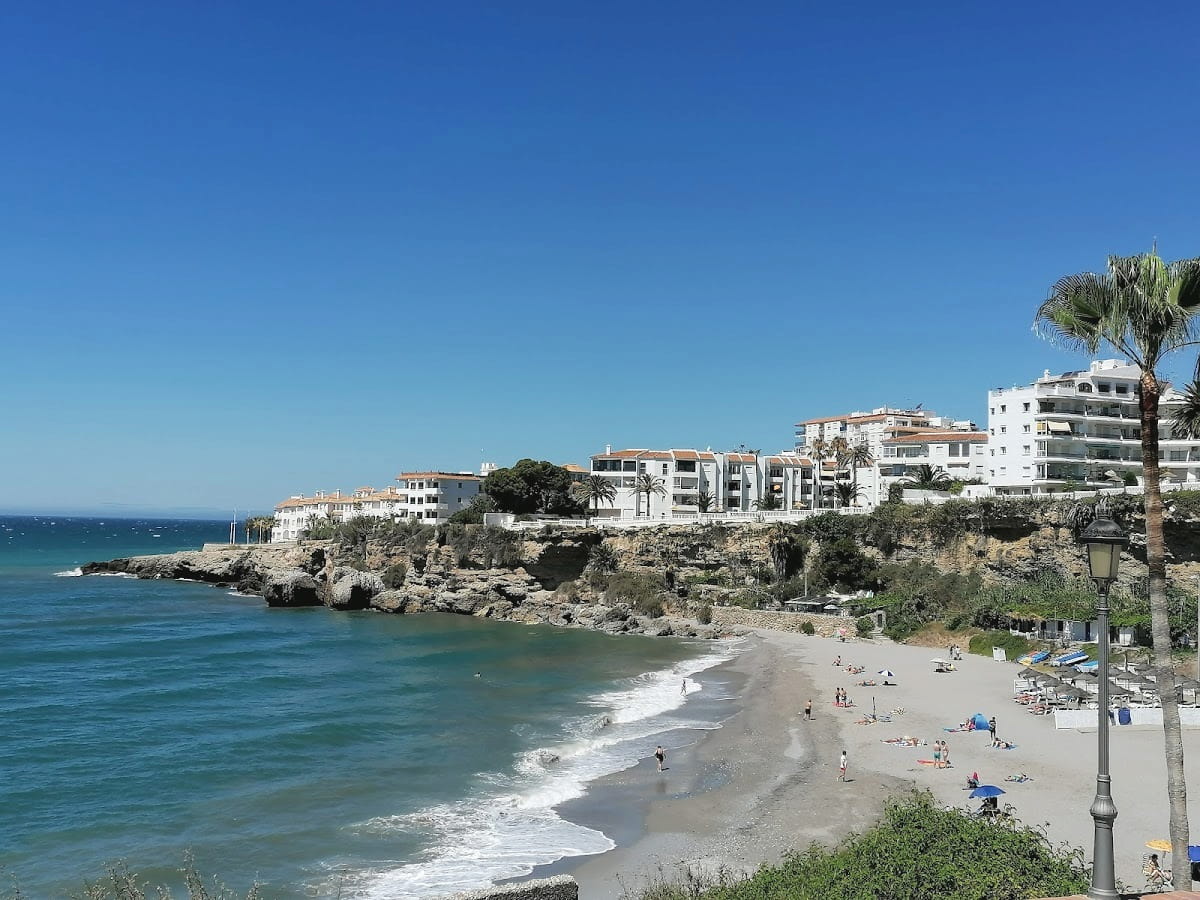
xmin=1046 ymin=421 xmax=1072 ymax=433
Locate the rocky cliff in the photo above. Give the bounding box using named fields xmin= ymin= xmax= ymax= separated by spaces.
xmin=82 ymin=501 xmax=1200 ymax=638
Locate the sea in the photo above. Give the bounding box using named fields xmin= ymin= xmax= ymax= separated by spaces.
xmin=0 ymin=516 xmax=738 ymax=898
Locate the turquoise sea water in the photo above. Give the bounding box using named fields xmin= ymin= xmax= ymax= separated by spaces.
xmin=0 ymin=517 xmax=732 ymax=897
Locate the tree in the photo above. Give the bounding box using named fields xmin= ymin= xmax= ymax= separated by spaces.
xmin=842 ymin=442 xmax=875 ymax=499
xmin=695 ymin=490 xmax=716 ymax=514
xmin=766 ymin=523 xmax=797 ymax=581
xmin=482 ymin=459 xmax=581 ymax=515
xmin=834 ymin=481 xmax=865 ymax=508
xmin=573 ymin=475 xmax=618 ymax=518
xmin=753 ymin=492 xmax=782 ymax=511
xmin=632 ymin=473 xmax=667 ymax=517
xmin=901 ymin=464 xmax=952 ymax=491
xmin=243 ymin=515 xmax=277 ymax=543
xmin=813 ymin=537 xmax=878 ymax=592
xmin=809 ymin=438 xmax=833 ymax=510
xmin=1036 ymin=248 xmax=1200 ymax=888
xmin=447 ymin=493 xmax=497 ymax=525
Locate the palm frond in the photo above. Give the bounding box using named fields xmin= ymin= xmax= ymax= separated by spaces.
xmin=1170 ymin=380 xmax=1200 ymax=439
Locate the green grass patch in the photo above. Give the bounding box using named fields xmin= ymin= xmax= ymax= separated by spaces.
xmin=968 ymin=630 xmax=1032 ymax=660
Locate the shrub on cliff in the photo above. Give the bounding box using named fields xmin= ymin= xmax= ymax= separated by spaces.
xmin=639 ymin=791 xmax=1088 ymax=899
xmin=381 ymin=562 xmax=407 ymax=589
xmin=697 ymin=604 xmax=712 ymax=625
xmin=800 ymin=620 xmax=815 ymax=635
xmin=855 ymin=615 xmax=875 ymax=637
xmin=602 ymin=571 xmax=665 ymax=615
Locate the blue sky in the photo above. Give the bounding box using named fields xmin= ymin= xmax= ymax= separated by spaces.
xmin=5 ymin=2 xmax=1200 ymax=516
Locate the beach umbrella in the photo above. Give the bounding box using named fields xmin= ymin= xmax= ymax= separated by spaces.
xmin=969 ymin=785 xmax=1006 ymax=799
xmin=878 ymin=670 xmax=896 ymax=678
xmin=930 ymin=658 xmax=950 ymax=665
xmin=1146 ymin=839 xmax=1172 ymax=852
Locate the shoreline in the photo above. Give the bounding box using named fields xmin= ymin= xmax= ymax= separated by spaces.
xmin=527 ymin=629 xmax=1200 ymax=899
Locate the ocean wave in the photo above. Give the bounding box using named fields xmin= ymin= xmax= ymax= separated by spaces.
xmin=348 ymin=642 xmax=742 ymax=898
xmin=54 ymin=568 xmax=83 ymax=577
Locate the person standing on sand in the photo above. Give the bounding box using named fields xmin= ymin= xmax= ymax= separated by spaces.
xmin=804 ymin=699 xmax=812 ymax=720
xmin=988 ymin=716 xmax=997 ymax=740
xmin=654 ymin=745 xmax=665 ymax=772
xmin=933 ymin=740 xmax=943 ymax=768
xmin=942 ymin=740 xmax=951 ymax=768
xmin=839 ymin=750 xmax=847 ymax=782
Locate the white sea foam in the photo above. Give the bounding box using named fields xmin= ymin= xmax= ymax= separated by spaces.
xmin=349 ymin=640 xmax=742 ymax=898
xmin=54 ymin=568 xmax=84 ymax=577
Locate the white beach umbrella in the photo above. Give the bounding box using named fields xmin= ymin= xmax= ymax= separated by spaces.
xmin=878 ymin=669 xmax=896 ymax=678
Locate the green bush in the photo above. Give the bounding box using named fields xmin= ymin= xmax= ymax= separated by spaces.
xmin=639 ymin=791 xmax=1087 ymax=899
xmin=603 ymin=571 xmax=665 ymax=611
xmin=697 ymin=604 xmax=713 ymax=625
xmin=636 ymin=596 xmax=665 ymax=618
xmin=855 ymin=615 xmax=875 ymax=636
xmin=968 ymin=630 xmax=1032 ymax=659
xmin=800 ymin=620 xmax=815 ymax=635
xmin=381 ymin=562 xmax=407 ymax=588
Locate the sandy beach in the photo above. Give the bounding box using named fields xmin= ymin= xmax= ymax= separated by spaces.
xmin=558 ymin=629 xmax=1200 ymax=899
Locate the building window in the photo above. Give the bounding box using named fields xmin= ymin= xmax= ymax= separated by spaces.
xmin=676 ymin=460 xmax=697 ymax=473
xmin=1000 ymin=404 xmax=1006 ymax=413
xmin=1000 ymin=426 xmax=1007 ymax=434
xmin=1023 ymin=402 xmax=1030 ymax=412
xmin=989 ymin=407 xmax=994 ymax=416
xmin=662 ymin=464 xmax=669 ymax=475
xmin=1098 ymin=383 xmax=1111 ymax=393
xmin=1116 ymin=384 xmax=1129 ymax=394
xmin=1023 ymin=424 xmax=1030 ymax=433
xmin=1022 ymin=445 xmax=1030 ymax=455
xmin=1001 ymin=447 xmax=1007 ymax=455
xmin=990 ymin=449 xmax=995 ymax=456
xmin=1078 ymin=383 xmax=1093 ymax=393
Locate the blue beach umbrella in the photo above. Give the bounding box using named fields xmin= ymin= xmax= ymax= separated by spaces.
xmin=969 ymin=785 xmax=1006 ymax=799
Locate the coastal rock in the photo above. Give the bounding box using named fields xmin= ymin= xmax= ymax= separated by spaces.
xmin=262 ymin=570 xmax=322 ymax=607
xmin=370 ymin=589 xmax=409 ymax=613
xmin=329 ymin=568 xmax=384 ymax=610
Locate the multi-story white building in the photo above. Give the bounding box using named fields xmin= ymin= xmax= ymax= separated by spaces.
xmin=396 ymin=471 xmax=483 ymax=522
xmin=879 ymin=431 xmax=989 ymax=494
xmin=795 ymin=407 xmax=977 ymax=505
xmin=987 ymin=359 xmax=1200 ymax=495
xmin=272 ymin=485 xmax=408 ymax=541
xmin=588 ymin=447 xmax=813 ymax=518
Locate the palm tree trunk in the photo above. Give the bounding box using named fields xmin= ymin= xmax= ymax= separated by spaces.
xmin=1141 ymin=371 xmax=1192 ymax=888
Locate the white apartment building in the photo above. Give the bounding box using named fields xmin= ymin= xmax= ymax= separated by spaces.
xmin=588 ymin=448 xmax=813 ymax=518
xmin=987 ymin=359 xmax=1200 ymax=494
xmin=272 ymin=485 xmax=408 ymax=541
xmin=879 ymin=431 xmax=988 ymax=492
xmin=795 ymin=407 xmax=977 ymax=505
xmin=396 ymin=471 xmax=482 ymax=522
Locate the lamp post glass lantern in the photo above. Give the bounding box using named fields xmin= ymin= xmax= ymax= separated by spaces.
xmin=1078 ymin=515 xmax=1129 ymax=900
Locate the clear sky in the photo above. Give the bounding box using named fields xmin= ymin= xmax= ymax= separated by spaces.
xmin=5 ymin=2 xmax=1200 ymax=516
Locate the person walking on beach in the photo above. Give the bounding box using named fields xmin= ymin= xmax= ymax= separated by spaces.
xmin=988 ymin=716 xmax=997 ymax=740
xmin=933 ymin=740 xmax=942 ymax=768
xmin=654 ymin=745 xmax=665 ymax=772
xmin=804 ymin=699 xmax=812 ymax=720
xmin=838 ymin=750 xmax=847 ymax=782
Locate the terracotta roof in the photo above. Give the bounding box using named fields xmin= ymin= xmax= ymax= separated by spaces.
xmin=725 ymin=453 xmax=758 ymax=463
xmin=698 ymin=452 xmax=717 ymax=461
xmin=561 ymin=463 xmax=588 ymax=473
xmin=397 ymin=471 xmax=482 ymax=481
xmin=884 ymin=431 xmax=987 ymax=445
xmin=671 ymin=449 xmax=699 ymax=460
xmin=639 ymin=450 xmax=673 ymax=460
xmin=591 ymin=449 xmax=647 ymax=459
xmin=765 ymin=455 xmax=813 ymax=467
xmin=355 ymin=486 xmax=374 ymax=492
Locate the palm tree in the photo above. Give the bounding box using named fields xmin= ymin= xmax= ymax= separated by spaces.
xmin=574 ymin=475 xmax=618 ymax=519
xmin=753 ymin=492 xmax=782 ymax=511
xmin=842 ymin=443 xmax=875 ymax=500
xmin=1036 ymin=249 xmax=1200 ymax=887
xmin=809 ymin=438 xmax=832 ymax=510
xmin=833 ymin=481 xmax=865 ymax=509
xmin=900 ymin=464 xmax=952 ymax=491
xmin=632 ymin=473 xmax=667 ymax=518
xmin=695 ymin=490 xmax=716 ymax=514
xmin=766 ymin=523 xmax=794 ymax=581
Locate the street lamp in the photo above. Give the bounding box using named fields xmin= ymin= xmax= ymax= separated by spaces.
xmin=1078 ymin=515 xmax=1129 ymax=900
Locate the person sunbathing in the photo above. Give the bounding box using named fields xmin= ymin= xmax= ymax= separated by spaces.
xmin=857 ymin=679 xmax=877 ymax=686
xmin=992 ymin=738 xmax=1015 ymax=749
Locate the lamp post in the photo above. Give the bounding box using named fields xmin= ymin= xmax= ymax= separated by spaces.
xmin=1078 ymin=515 xmax=1129 ymax=900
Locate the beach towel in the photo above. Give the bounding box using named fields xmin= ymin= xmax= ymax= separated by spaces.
xmin=917 ymin=759 xmax=938 ymax=766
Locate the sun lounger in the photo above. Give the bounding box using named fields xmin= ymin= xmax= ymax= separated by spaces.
xmin=1018 ymin=650 xmax=1051 ymax=665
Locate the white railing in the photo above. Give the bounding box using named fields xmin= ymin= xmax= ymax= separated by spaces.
xmin=499 ymin=507 xmax=868 ymax=531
